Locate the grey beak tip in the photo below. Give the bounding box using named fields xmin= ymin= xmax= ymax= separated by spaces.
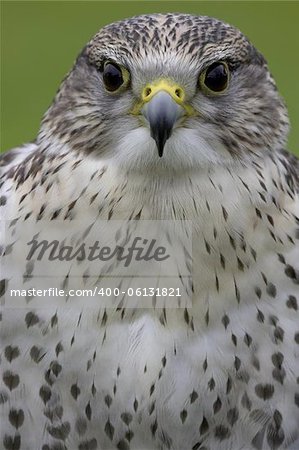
xmin=151 ymin=131 xmax=167 ymax=157
xmin=143 ymin=91 xmax=184 ymax=159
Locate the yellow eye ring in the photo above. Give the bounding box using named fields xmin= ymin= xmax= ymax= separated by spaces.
xmin=102 ymin=61 xmax=130 ymax=93
xmin=199 ymin=61 xmax=229 ymax=95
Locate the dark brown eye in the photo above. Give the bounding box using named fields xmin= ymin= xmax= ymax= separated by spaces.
xmin=103 ymin=63 xmax=124 ymax=92
xmin=203 ymin=62 xmax=229 ymax=93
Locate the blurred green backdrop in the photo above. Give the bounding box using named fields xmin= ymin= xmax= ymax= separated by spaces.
xmin=1 ymin=1 xmax=299 ymax=156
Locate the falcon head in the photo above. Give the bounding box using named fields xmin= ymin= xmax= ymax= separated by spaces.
xmin=40 ymin=13 xmax=289 ymax=171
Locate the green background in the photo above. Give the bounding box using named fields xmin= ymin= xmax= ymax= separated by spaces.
xmin=1 ymin=1 xmax=299 ymax=156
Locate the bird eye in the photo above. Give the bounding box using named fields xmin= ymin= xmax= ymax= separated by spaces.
xmin=102 ymin=62 xmax=127 ymax=92
xmin=201 ymin=62 xmax=229 ymax=93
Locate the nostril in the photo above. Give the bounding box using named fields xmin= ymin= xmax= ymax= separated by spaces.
xmin=144 ymin=87 xmax=152 ymax=98
xmin=175 ymin=88 xmax=182 ymax=99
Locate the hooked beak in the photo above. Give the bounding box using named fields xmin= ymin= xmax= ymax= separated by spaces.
xmin=131 ymin=79 xmax=196 ymax=157
xmin=142 ymin=91 xmax=184 ymax=157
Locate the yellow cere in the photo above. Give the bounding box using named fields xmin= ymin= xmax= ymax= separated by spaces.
xmin=131 ymin=79 xmax=197 ymax=117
